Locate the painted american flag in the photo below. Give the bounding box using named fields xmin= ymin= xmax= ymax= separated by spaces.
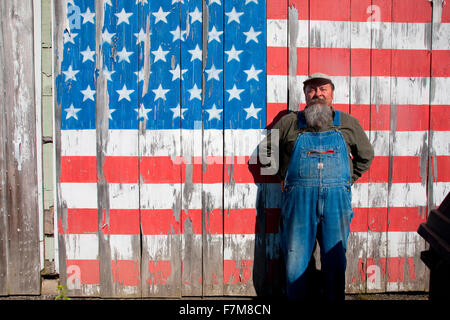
xmin=55 ymin=0 xmax=450 ymax=297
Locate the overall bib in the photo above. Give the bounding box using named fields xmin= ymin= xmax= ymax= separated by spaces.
xmin=280 ymin=111 xmax=354 ymax=301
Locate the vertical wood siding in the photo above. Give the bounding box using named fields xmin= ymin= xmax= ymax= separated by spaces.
xmin=0 ymin=0 xmax=41 ymax=295
xmin=52 ymin=0 xmax=450 ymax=297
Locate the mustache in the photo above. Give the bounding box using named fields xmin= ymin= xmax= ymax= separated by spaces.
xmin=308 ymin=97 xmax=328 ymax=105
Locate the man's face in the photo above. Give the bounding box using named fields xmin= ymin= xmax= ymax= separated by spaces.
xmin=304 ymin=82 xmax=334 ymax=106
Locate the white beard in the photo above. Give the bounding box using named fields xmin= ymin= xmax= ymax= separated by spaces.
xmin=304 ymin=102 xmax=333 ymax=130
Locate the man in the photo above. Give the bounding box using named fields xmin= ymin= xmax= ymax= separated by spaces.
xmin=261 ymin=73 xmax=374 ymax=300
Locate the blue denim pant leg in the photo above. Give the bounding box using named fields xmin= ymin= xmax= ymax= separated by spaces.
xmin=281 ymin=185 xmax=319 ymax=300
xmin=317 ymin=185 xmax=354 ymax=301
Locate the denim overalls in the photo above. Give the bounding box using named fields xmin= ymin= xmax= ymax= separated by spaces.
xmin=280 ymin=110 xmax=354 ymax=301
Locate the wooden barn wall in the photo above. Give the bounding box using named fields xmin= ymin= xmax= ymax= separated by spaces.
xmin=0 ymin=0 xmax=41 ymax=295
xmin=52 ymin=0 xmax=450 ymax=297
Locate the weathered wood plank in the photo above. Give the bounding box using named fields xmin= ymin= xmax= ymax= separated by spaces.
xmin=95 ymin=0 xmax=141 ymax=298
xmin=223 ymin=0 xmax=267 ymax=296
xmin=179 ymin=0 xmax=204 ymax=297
xmin=0 ymin=0 xmax=41 ymax=295
xmin=386 ymin=0 xmax=431 ymax=292
xmin=0 ymin=3 xmax=8 ymax=295
xmin=346 ymin=0 xmax=372 ymax=294
xmin=202 ymin=0 xmax=225 ymax=296
xmin=140 ymin=0 xmax=182 ymax=298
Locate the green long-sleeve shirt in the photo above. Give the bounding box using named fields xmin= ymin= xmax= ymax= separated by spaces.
xmin=260 ymin=107 xmax=374 ymax=184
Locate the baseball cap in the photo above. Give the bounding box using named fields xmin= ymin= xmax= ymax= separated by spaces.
xmin=303 ymin=72 xmax=334 ymax=87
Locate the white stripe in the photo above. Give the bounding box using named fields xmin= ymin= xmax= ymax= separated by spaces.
xmin=432 ymin=23 xmax=450 ymax=50
xmin=109 ymin=235 xmax=140 ymax=260
xmin=370 ymin=131 xmax=430 ymax=157
xmin=224 ymin=129 xmax=265 ymax=157
xmin=432 ymin=182 xmax=450 ymax=207
xmin=351 ymin=182 xmax=428 ymax=208
xmin=64 ymin=234 xmax=98 ymax=260
xmin=387 ymin=232 xmax=425 ymax=258
xmin=268 ymin=20 xmax=431 ymax=50
xmin=61 ymin=129 xmax=96 ymax=156
xmin=60 ymin=183 xmax=138 ymax=209
xmin=61 ymin=181 xmax=444 ymax=210
xmin=140 ymin=183 xmax=222 ymax=210
xmin=431 ymin=77 xmax=450 ymax=105
xmin=224 ymin=234 xmax=255 ymax=260
xmin=268 ymin=75 xmax=431 ymax=105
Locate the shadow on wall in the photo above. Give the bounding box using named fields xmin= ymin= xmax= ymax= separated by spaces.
xmin=248 ymin=109 xmax=324 ymax=299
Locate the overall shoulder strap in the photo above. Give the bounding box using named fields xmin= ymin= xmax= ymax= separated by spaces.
xmin=333 ymin=110 xmax=341 ymax=127
xmin=297 ymin=111 xmax=307 ymax=129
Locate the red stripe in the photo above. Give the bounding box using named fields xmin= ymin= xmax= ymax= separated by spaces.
xmin=351 ymin=207 xmax=427 ymax=232
xmin=66 ymin=259 xmax=100 ymax=285
xmin=358 ymin=156 xmax=426 ymax=184
xmin=443 ymin=1 xmax=450 ymax=22
xmin=224 ymin=260 xmax=253 ymax=285
xmin=431 ymin=105 xmax=450 ymax=131
xmin=268 ymin=48 xmax=432 ymax=77
xmin=432 ymin=50 xmax=450 ymax=77
xmin=60 ymin=156 xmax=97 ymax=183
xmin=431 ymin=156 xmax=450 ymax=182
xmin=267 ymin=103 xmax=287 ymax=128
xmin=59 ymin=209 xmax=140 ymax=235
xmin=392 ymin=0 xmax=432 ymax=23
xmin=351 ymin=105 xmax=430 ymax=131
xmin=357 ymin=256 xmax=417 ymax=283
xmin=267 ymin=47 xmax=288 ymax=76
xmin=267 ymin=0 xmax=309 ymax=20
xmin=112 ymin=260 xmax=140 ymax=286
xmin=140 ymin=209 xmax=223 ymax=235
xmin=274 ymin=0 xmax=432 ymax=22
xmin=146 ymin=260 xmax=172 ymax=285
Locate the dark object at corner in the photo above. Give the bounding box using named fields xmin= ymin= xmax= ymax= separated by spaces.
xmin=418 ymin=192 xmax=450 ymax=301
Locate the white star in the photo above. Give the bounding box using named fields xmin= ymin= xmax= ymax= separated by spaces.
xmin=115 ymin=8 xmax=133 ymax=25
xmin=188 ymin=83 xmax=202 ymax=101
xmin=152 ymin=84 xmax=170 ymax=101
xmin=135 ymin=103 xmax=152 ymax=120
xmin=189 ymin=7 xmax=202 ymax=24
xmin=63 ymin=31 xmax=77 ymax=44
xmin=65 ymin=104 xmax=81 ymax=120
xmin=102 ymin=29 xmax=115 ymax=44
xmin=136 ymin=0 xmax=148 ymax=4
xmin=108 ymin=108 xmax=115 ymax=120
xmin=170 ymin=26 xmax=186 ymax=42
xmin=243 ymin=26 xmax=261 ymax=43
xmin=172 ymin=0 xmax=185 ymax=4
xmin=80 ymin=46 xmax=95 ymax=63
xmin=134 ymin=28 xmax=147 ymax=44
xmin=244 ymin=64 xmax=263 ymax=81
xmin=103 ymin=66 xmax=115 ymax=81
xmin=244 ymin=103 xmax=262 ymax=120
xmin=225 ymin=7 xmax=244 ymax=24
xmin=152 ymin=7 xmax=170 ymax=24
xmin=206 ymin=104 xmax=223 ymax=121
xmin=62 ymin=65 xmax=79 ymax=82
xmin=134 ymin=66 xmax=150 ymax=82
xmin=245 ymin=0 xmax=258 ymax=4
xmin=170 ymin=104 xmax=187 ymax=119
xmin=208 ymin=26 xmax=223 ymax=43
xmin=81 ymin=85 xmax=96 ymax=101
xmin=169 ymin=64 xmax=187 ymax=81
xmin=188 ymin=44 xmax=202 ymax=62
xmin=117 ymin=47 xmax=133 ymax=63
xmin=205 ymin=64 xmax=222 ymax=81
xmin=209 ymin=0 xmax=221 ymax=5
xmin=151 ymin=45 xmax=169 ymax=63
xmin=226 ymin=84 xmax=244 ymax=101
xmin=225 ymin=45 xmax=243 ymax=62
xmin=81 ymin=8 xmax=95 ymax=24
xmin=104 ymin=0 xmax=112 ymax=6
xmin=116 ymin=84 xmax=134 ymax=101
